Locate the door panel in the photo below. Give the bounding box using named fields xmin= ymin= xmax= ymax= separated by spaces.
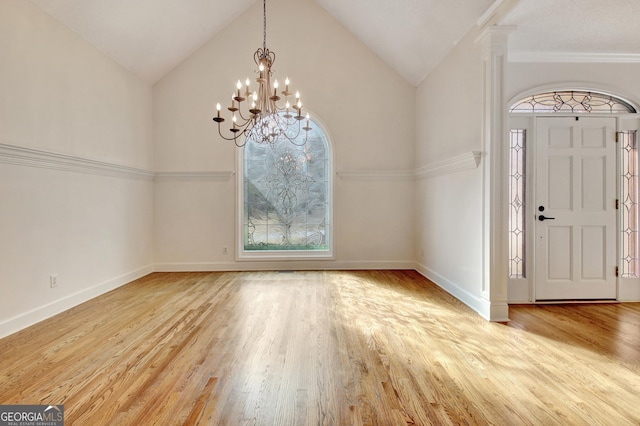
xmin=581 ymin=157 xmax=606 ymax=211
xmin=546 ymin=226 xmax=572 ymax=280
xmin=581 ymin=226 xmax=605 ymax=280
xmin=535 ymin=117 xmax=617 ymax=300
xmin=548 ymin=156 xmax=572 ymax=209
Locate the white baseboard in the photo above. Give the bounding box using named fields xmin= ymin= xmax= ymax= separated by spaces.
xmin=0 ymin=265 xmax=154 ymax=339
xmin=619 ymin=279 xmax=640 ymax=302
xmin=414 ymin=263 xmax=510 ymax=321
xmin=154 ymin=260 xmax=415 ymax=272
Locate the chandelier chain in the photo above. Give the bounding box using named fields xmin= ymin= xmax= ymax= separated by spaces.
xmin=263 ymin=0 xmax=267 ymax=51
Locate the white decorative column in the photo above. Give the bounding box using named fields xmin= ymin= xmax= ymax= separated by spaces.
xmin=475 ymin=26 xmax=515 ymax=321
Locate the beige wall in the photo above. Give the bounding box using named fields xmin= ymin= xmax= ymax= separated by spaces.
xmin=0 ymin=0 xmax=154 ymax=337
xmin=414 ymin=25 xmax=485 ymax=307
xmin=507 ymin=62 xmax=640 ymax=106
xmin=153 ymin=0 xmax=416 ymax=269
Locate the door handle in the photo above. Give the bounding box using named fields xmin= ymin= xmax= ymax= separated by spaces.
xmin=538 ymin=215 xmax=555 ymax=221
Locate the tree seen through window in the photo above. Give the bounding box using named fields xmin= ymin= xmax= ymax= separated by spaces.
xmin=242 ymin=115 xmax=331 ymax=253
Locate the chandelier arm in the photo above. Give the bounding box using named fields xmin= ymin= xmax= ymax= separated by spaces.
xmin=236 ymin=106 xmax=253 ymax=122
xmin=228 ymin=104 xmax=254 ymax=126
xmin=216 ymin=123 xmax=246 ymax=144
xmin=233 ymin=126 xmax=250 ymax=147
xmin=275 ymin=117 xmax=300 ymax=144
xmin=286 ymin=135 xmax=307 ymax=146
xmin=272 ymin=97 xmax=288 ymax=112
xmin=234 ymin=133 xmax=248 ymax=148
xmin=284 ymin=121 xmax=308 ymax=146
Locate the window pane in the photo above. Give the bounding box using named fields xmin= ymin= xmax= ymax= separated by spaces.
xmin=509 ymin=129 xmax=526 ymax=278
xmin=510 ymin=91 xmax=635 ymax=114
xmin=620 ymin=130 xmax=639 ymax=278
xmin=243 ymin=117 xmax=330 ymax=252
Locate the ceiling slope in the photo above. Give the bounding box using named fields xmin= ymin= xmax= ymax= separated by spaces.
xmin=28 ymin=0 xmax=255 ymax=83
xmin=315 ymin=0 xmax=495 ymax=86
xmin=27 ymin=0 xmax=498 ymax=85
xmin=27 ymin=0 xmax=640 ymax=86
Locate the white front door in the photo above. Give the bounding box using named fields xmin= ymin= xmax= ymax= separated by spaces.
xmin=535 ymin=116 xmax=617 ymax=300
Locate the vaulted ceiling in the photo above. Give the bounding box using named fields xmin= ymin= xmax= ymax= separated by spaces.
xmin=27 ymin=0 xmax=640 ymax=86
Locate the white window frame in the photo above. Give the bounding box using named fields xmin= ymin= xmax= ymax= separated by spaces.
xmin=235 ymin=113 xmax=335 ymax=261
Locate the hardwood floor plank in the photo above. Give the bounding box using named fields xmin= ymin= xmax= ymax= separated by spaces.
xmin=1 ymin=270 xmax=639 ymax=425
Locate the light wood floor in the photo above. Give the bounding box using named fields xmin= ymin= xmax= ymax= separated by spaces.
xmin=1 ymin=271 xmax=639 ymax=425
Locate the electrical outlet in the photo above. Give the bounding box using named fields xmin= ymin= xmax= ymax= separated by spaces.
xmin=50 ymin=274 xmax=58 ymax=288
xmin=223 ymin=247 xmax=228 ymax=255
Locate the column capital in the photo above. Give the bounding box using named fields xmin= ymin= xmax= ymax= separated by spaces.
xmin=475 ymin=25 xmax=516 ymax=57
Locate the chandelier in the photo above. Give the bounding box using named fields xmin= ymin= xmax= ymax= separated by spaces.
xmin=212 ymin=0 xmax=311 ymax=147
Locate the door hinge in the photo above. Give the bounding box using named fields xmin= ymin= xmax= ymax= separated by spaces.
xmin=616 ymin=132 xmax=620 ymax=143
xmin=616 ymin=199 xmax=619 ymax=210
xmin=616 ymin=266 xmax=619 ymax=277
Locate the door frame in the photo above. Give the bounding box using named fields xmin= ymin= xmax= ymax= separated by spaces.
xmin=506 ymin=85 xmax=640 ymax=303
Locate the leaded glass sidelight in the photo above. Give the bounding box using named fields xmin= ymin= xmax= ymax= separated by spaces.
xmin=510 ymin=91 xmax=636 ymax=114
xmin=242 ymin=115 xmax=330 ymax=253
xmin=509 ymin=129 xmax=526 ymax=278
xmin=620 ymin=130 xmax=639 ymax=278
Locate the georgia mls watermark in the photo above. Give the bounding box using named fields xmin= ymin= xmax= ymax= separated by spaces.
xmin=0 ymin=405 xmax=63 ymax=426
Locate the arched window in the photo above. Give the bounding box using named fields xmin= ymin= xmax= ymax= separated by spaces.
xmin=239 ymin=115 xmax=333 ymax=259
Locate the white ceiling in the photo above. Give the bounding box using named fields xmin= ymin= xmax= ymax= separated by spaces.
xmin=26 ymin=0 xmax=640 ymax=86
xmin=502 ymin=0 xmax=640 ymax=54
xmin=27 ymin=0 xmax=256 ymax=83
xmin=315 ymin=0 xmax=495 ymax=86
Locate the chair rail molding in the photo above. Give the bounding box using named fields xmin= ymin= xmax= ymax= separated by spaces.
xmin=414 ymin=151 xmax=482 ymax=180
xmin=0 ymin=143 xmax=239 ymax=182
xmin=337 ymin=151 xmax=482 ymax=182
xmin=154 ymin=171 xmax=235 ymax=182
xmin=0 ymin=142 xmax=154 ymax=181
xmin=336 ymin=170 xmax=414 ymax=181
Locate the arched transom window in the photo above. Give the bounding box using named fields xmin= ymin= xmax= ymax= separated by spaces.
xmin=510 ymin=90 xmax=636 ymax=114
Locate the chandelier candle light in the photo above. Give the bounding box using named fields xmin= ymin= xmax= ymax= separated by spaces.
xmin=213 ymin=0 xmax=311 ymax=147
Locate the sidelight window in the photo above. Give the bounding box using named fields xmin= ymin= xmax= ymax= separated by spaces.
xmin=620 ymin=130 xmax=639 ymax=278
xmin=509 ymin=129 xmax=526 ymax=278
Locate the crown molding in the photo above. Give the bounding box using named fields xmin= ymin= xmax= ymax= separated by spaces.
xmin=477 ymin=0 xmax=505 ymax=27
xmin=0 ymin=142 xmax=154 ymax=180
xmin=508 ymin=51 xmax=640 ymax=64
